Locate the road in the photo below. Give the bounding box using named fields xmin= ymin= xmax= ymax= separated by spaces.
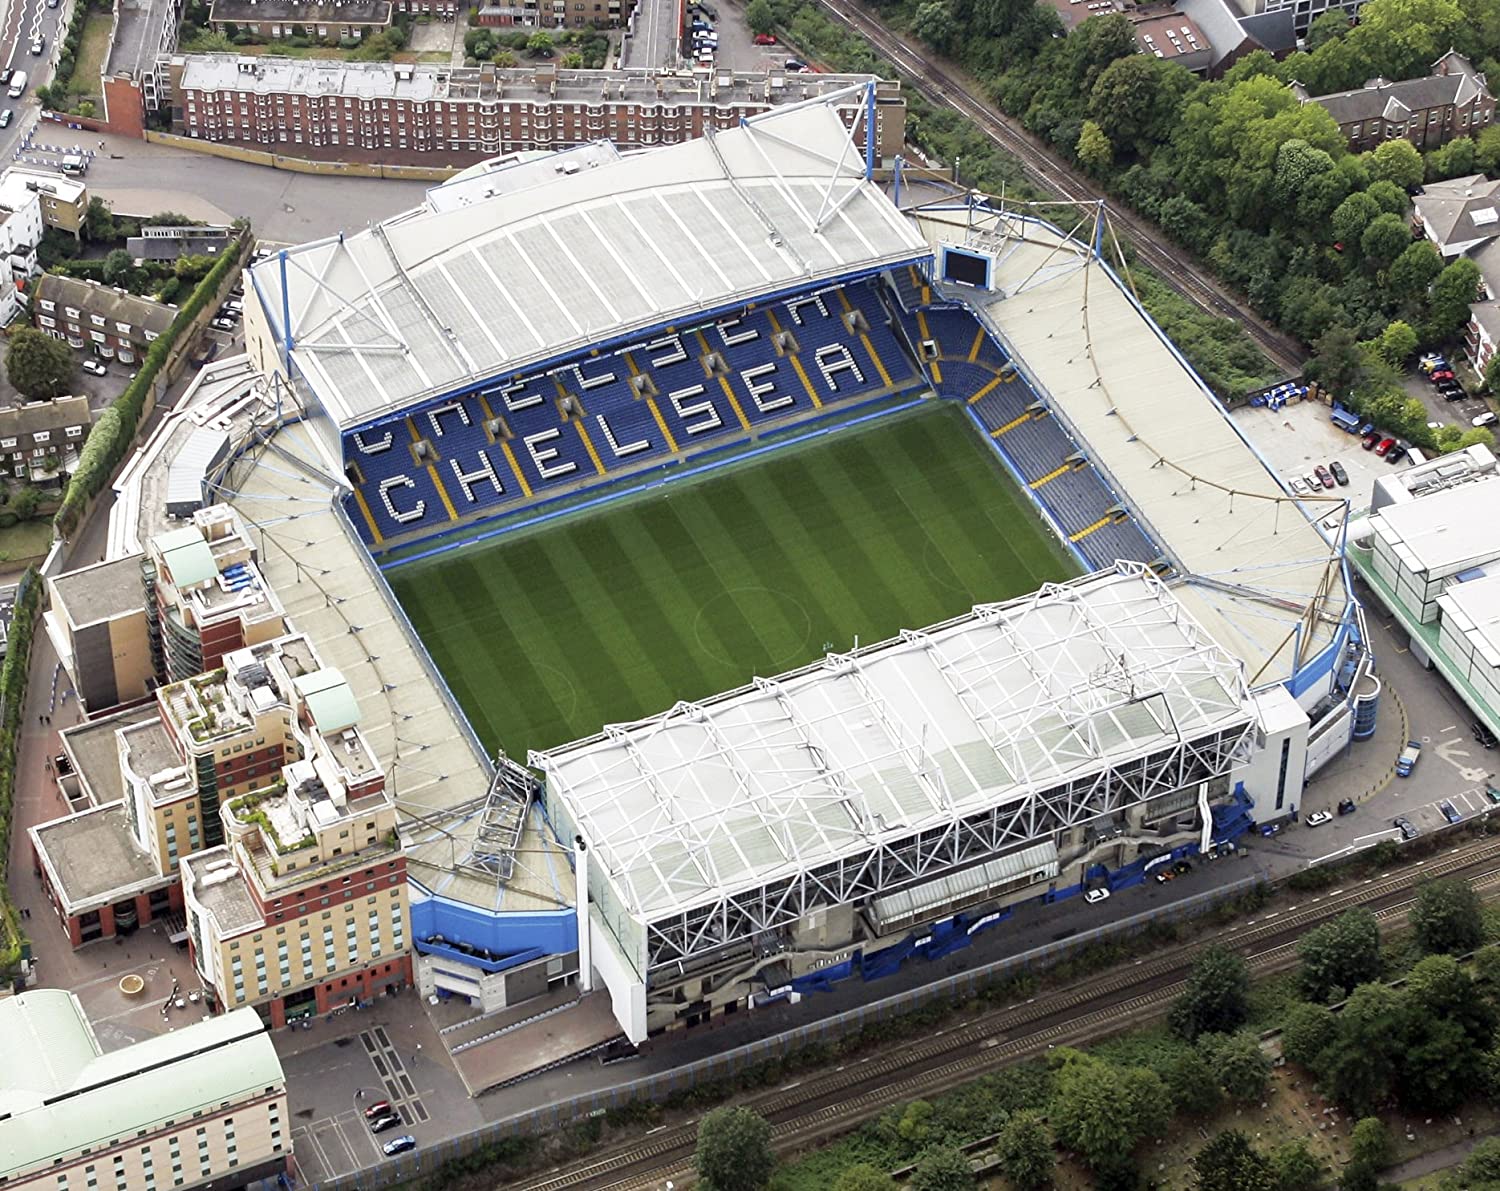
xmin=0 ymin=0 xmax=65 ymax=160
xmin=806 ymin=0 xmax=1304 ymax=376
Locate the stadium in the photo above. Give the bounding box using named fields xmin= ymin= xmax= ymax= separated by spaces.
xmin=234 ymin=84 xmax=1374 ymax=1048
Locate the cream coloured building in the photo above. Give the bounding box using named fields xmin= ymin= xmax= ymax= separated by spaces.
xmin=0 ymin=992 xmax=288 ymax=1190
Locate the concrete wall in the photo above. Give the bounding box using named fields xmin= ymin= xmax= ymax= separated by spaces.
xmin=143 ymin=130 xmax=459 ymax=181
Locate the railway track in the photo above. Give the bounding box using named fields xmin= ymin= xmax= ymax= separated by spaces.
xmin=813 ymin=0 xmax=1303 ymax=375
xmin=512 ymin=837 xmax=1500 ymax=1191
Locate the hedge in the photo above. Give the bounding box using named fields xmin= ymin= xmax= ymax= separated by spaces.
xmin=54 ymin=232 xmax=247 ymax=538
xmin=0 ymin=569 xmax=42 ymax=981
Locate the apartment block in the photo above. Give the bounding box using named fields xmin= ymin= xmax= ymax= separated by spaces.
xmin=168 ymin=54 xmax=907 ymax=165
xmin=32 ymin=273 xmax=176 ymax=366
xmin=0 ymin=993 xmax=289 ymax=1191
xmin=182 ymin=635 xmax=410 ymax=1027
xmin=0 ymin=165 xmax=88 ymax=238
xmin=207 ymin=0 xmax=393 ymax=40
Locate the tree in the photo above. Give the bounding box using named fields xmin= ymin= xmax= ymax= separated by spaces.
xmin=993 ymin=1110 xmax=1053 ymax=1191
xmin=1298 ymin=908 xmax=1382 ymax=1002
xmin=1365 ymin=178 xmax=1409 ymax=215
xmin=1331 ymin=190 xmax=1381 ymax=249
xmin=1398 ymin=954 xmax=1495 ymax=1111
xmin=693 ymin=1107 xmax=774 ymax=1191
xmin=1321 ymin=982 xmax=1402 ymax=1113
xmin=1194 ymin=1129 xmax=1275 ymax=1191
xmin=1165 ymin=1048 xmax=1222 ymax=1115
xmin=1360 ymin=212 xmax=1414 ymax=268
xmin=6 ymin=328 xmax=75 ymax=401
xmin=83 ymin=196 xmax=116 ymax=241
xmin=1305 ymin=325 xmax=1366 ymax=395
xmin=833 ymin=1164 xmax=893 ymax=1191
xmin=1076 ymin=120 xmax=1112 ymax=175
xmin=1049 ymin=1051 xmax=1170 ymax=1180
xmin=1428 ymin=257 xmax=1483 ymax=341
xmin=744 ymin=0 xmax=775 ymax=33
xmin=9 ymin=486 xmax=40 ymax=520
xmin=908 ymin=1145 xmax=974 ymax=1191
xmin=912 ymin=0 xmax=955 ymax=50
xmin=1199 ymin=1031 xmax=1272 ymax=1103
xmin=1372 ymin=319 xmax=1419 ymax=368
xmin=1305 ymin=8 xmax=1350 ymax=48
xmin=1270 ymin=1140 xmax=1325 ymax=1191
xmin=1389 ymin=239 xmax=1444 ymax=305
xmin=1343 ymin=1116 xmax=1389 ymax=1191
xmin=102 ymin=248 xmax=134 ymax=284
xmin=1280 ymin=1001 xmax=1335 ymax=1071
xmin=1478 ymin=124 xmax=1500 ymax=174
xmin=526 ymin=30 xmax=553 ymax=56
xmin=1171 ymin=945 xmax=1251 ymax=1040
xmin=1442 ymin=1136 xmax=1500 ymax=1190
xmin=1411 ymin=877 xmax=1484 ymax=954
xmin=1369 ymin=138 xmax=1425 ymax=189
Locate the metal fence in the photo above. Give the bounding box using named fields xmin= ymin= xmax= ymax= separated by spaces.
xmin=302 ymin=872 xmax=1267 ymax=1191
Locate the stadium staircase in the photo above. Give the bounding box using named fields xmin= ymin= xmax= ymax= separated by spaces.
xmin=880 ymin=269 xmax=1164 ymax=574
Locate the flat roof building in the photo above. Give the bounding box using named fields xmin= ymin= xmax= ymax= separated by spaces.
xmin=0 ymin=993 xmax=288 ymax=1190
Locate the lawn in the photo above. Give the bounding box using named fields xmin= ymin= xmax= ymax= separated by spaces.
xmin=389 ymin=404 xmax=1079 ymax=759
xmin=0 ymin=518 xmax=54 ymax=563
xmin=68 ymin=11 xmax=112 ymax=98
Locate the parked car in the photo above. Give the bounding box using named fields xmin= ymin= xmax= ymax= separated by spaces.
xmin=0 ymin=69 xmax=13 ymax=84
xmin=784 ymin=57 xmax=807 ymax=69
xmin=1338 ymin=798 xmax=1357 ymax=815
xmin=1375 ymin=437 xmax=1395 ymax=456
xmin=1474 ymin=720 xmax=1498 ymax=749
xmin=369 ymin=1113 xmax=402 ymax=1134
xmin=1289 ymin=477 xmax=1310 ymax=495
xmin=1153 ymin=868 xmax=1176 ymax=884
xmin=1314 ymin=465 xmax=1334 ymax=488
xmin=1305 ymin=810 xmax=1333 ymax=827
xmin=382 ymin=1135 xmax=417 ymax=1157
xmin=1420 ymin=353 xmax=1449 ymax=373
xmin=1303 ymin=473 xmax=1319 ymax=490
xmin=0 ymin=111 xmax=12 ymax=129
xmin=1386 ymin=443 xmax=1408 ymax=463
xmin=1396 ymin=739 xmax=1422 ymax=776
xmin=1475 ymin=411 xmax=1498 ymax=428
xmin=80 ymin=359 xmax=107 ymax=376
xmin=363 ymin=1100 xmax=392 ymax=1120
xmin=1431 ymin=369 xmax=1456 ymax=383
xmin=1395 ymin=815 xmax=1419 ymax=840
xmin=1084 ymin=887 xmax=1110 ymax=904
xmin=211 ymin=317 xmax=236 ymax=332
xmin=1441 ymin=800 xmax=1462 ymax=825
xmin=1329 ymin=460 xmax=1349 ymax=486
xmin=1362 ymin=430 xmax=1381 ymax=450
xmin=753 ymin=32 xmax=777 ymax=43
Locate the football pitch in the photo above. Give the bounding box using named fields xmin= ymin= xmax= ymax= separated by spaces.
xmin=389 ymin=404 xmax=1080 ymax=759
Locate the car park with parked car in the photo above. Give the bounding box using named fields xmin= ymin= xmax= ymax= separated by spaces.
xmin=1305 ymin=810 xmax=1333 ymax=827
xmin=1329 ymin=460 xmax=1348 ymax=485
xmin=1084 ymin=887 xmax=1110 ymax=904
xmin=80 ymin=359 xmax=107 ymax=377
xmin=382 ymin=1135 xmax=417 ymax=1157
xmin=1395 ymin=815 xmax=1419 ymax=840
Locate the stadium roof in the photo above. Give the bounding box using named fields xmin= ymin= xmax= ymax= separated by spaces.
xmin=251 ymin=97 xmax=928 ymax=430
xmin=913 ymin=207 xmax=1349 ymax=687
xmin=534 ymin=565 xmax=1253 ymax=923
xmin=0 ymin=996 xmax=281 ymax=1177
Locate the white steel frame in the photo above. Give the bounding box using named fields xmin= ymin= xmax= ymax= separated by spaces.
xmin=534 ymin=564 xmax=1259 ymax=974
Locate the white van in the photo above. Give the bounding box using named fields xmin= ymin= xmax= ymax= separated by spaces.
xmin=1474 ymin=411 xmax=1498 ymax=428
xmin=7 ymin=71 xmax=27 ymax=99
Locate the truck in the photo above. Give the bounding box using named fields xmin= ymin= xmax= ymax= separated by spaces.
xmin=8 ymin=71 xmax=27 ymax=98
xmin=1396 ymin=740 xmax=1422 ymax=777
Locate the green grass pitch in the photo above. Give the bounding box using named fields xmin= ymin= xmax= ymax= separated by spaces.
xmin=388 ymin=404 xmax=1080 ymax=759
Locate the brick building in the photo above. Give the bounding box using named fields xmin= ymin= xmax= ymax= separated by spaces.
xmin=168 ymin=54 xmax=906 ymax=165
xmin=1291 ymin=50 xmax=1495 ymax=151
xmin=207 ymin=0 xmax=393 ymax=40
xmin=0 ymin=395 xmax=92 ymax=488
xmin=33 ymin=273 xmax=176 ymax=366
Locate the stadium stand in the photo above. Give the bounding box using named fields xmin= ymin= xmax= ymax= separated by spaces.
xmin=882 ymin=269 xmax=1164 ymax=573
xmin=344 ymin=279 xmax=919 ymax=545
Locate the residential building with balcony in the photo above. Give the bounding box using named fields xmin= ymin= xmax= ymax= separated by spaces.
xmin=143 ymin=504 xmax=288 ymax=686
xmin=0 ymin=993 xmax=289 ymax=1191
xmin=32 ymin=274 xmax=176 ymax=365
xmin=207 ymin=0 xmax=393 ymax=40
xmin=1411 ymin=174 xmax=1500 ymax=373
xmin=470 ymin=0 xmax=627 ymax=29
xmin=167 ymin=55 xmax=906 ymax=166
xmin=1290 ymin=51 xmax=1495 ymax=152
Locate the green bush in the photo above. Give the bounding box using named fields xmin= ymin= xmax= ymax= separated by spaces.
xmin=0 ymin=570 xmax=43 ymax=978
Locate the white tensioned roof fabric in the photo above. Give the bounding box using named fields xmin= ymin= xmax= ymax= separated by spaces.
xmin=535 ymin=566 xmax=1255 ymax=923
xmin=251 ymin=99 xmax=929 ymax=429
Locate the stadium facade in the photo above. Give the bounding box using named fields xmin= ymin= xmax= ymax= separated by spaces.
xmin=218 ymin=85 xmax=1373 ymax=1044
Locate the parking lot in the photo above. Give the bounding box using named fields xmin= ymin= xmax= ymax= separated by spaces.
xmin=1233 ymin=396 xmax=1407 ymax=513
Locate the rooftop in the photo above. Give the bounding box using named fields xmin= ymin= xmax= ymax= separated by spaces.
xmin=1368 ymin=476 xmax=1500 ymax=575
xmin=0 ymin=166 xmax=87 ymax=209
xmin=535 ymin=566 xmax=1253 ymax=923
xmin=915 ymin=206 xmax=1348 ymax=685
xmin=28 ymin=802 xmax=165 ymax=913
xmin=209 ymin=0 xmax=390 ymax=20
xmin=1299 ymin=50 xmax=1489 ymax=127
xmin=59 ymin=704 xmax=161 ymax=807
xmin=34 ymin=275 xmax=176 ymax=336
xmin=0 ymin=996 xmax=281 ymax=1178
xmin=249 ymin=95 xmax=927 ymax=429
xmin=184 ymin=849 xmax=263 ymax=933
xmin=1414 ymin=174 xmax=1500 ymax=250
xmin=49 ymin=554 xmax=144 ymax=628
xmin=107 ymin=0 xmax=176 ymax=82
xmin=120 ymin=718 xmax=185 ymax=793
xmin=1129 ymin=9 xmax=1212 ymax=63
xmin=0 ymin=395 xmax=92 ymax=440
xmin=1438 ymin=568 xmax=1500 ymax=668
